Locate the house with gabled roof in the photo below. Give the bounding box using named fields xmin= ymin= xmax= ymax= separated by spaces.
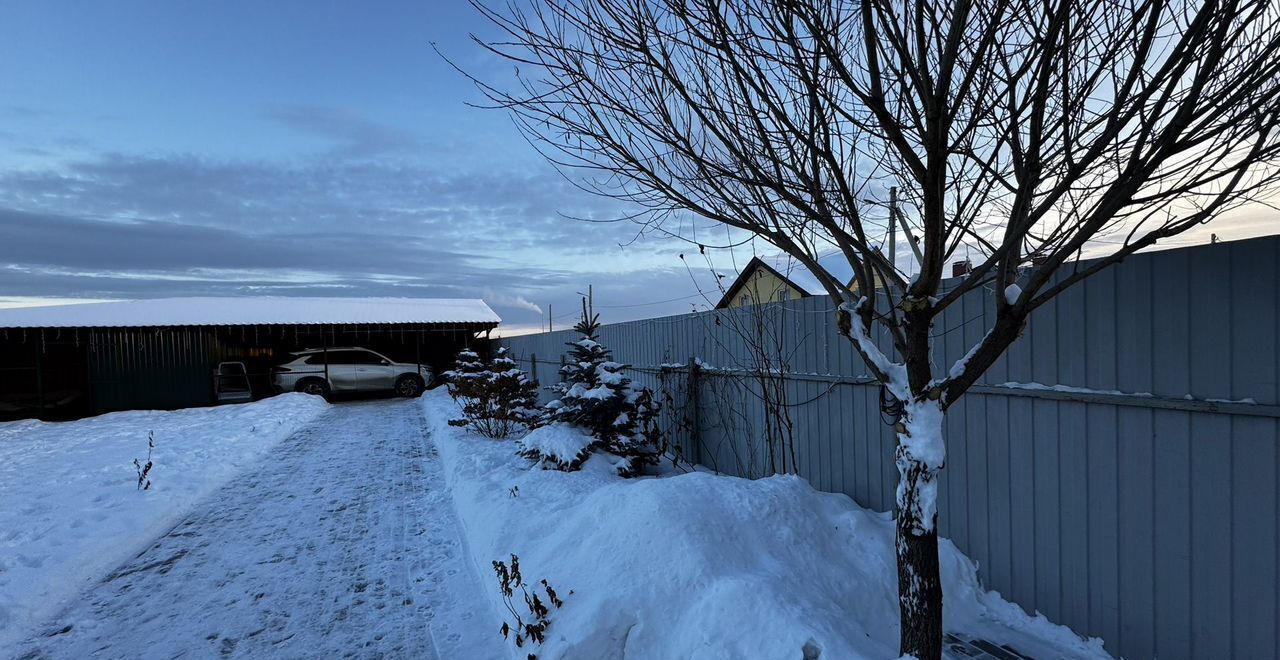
xmin=715 ymin=251 xmax=878 ymax=308
xmin=714 ymin=257 xmax=813 ymax=309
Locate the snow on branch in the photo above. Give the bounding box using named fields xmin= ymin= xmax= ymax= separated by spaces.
xmin=839 ymin=299 xmax=909 ymax=400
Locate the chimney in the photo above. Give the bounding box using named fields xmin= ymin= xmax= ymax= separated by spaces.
xmin=952 ymin=259 xmax=972 ymax=277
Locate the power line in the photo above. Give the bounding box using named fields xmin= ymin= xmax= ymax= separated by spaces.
xmin=594 ymin=292 xmax=706 ymax=309
xmin=545 ymin=291 xmax=707 ymax=324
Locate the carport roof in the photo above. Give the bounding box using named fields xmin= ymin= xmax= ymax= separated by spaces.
xmin=0 ymin=297 xmax=501 ymax=329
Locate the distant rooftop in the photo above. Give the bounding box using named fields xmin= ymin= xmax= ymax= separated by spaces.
xmin=727 ymin=251 xmax=858 ymax=296
xmin=0 ymin=297 xmax=501 ymax=329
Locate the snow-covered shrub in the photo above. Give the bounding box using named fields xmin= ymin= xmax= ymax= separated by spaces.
xmin=535 ymin=303 xmax=662 ymax=475
xmin=444 ymin=347 xmax=540 ymax=439
xmin=493 ymin=553 xmax=567 ymax=657
xmin=132 ymin=430 xmax=154 ymax=490
xmin=516 ymin=423 xmax=597 ymax=471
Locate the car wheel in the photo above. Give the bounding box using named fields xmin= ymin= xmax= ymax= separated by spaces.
xmin=395 ymin=374 xmax=424 ymax=398
xmin=297 ymin=378 xmax=331 ymax=399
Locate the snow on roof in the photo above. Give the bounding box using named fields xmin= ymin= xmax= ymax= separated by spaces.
xmin=738 ymin=251 xmax=856 ymax=296
xmin=0 ymin=297 xmax=501 ymax=329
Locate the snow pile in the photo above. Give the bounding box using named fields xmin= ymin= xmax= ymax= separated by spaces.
xmin=422 ymin=390 xmax=1109 ymax=660
xmin=0 ymin=394 xmax=328 ymax=649
xmin=517 ymin=423 xmax=597 ymax=470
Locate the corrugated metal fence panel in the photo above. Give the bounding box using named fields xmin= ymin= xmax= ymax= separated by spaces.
xmin=498 ymin=235 xmax=1280 ymax=660
xmin=88 ymin=327 xmax=221 ymax=414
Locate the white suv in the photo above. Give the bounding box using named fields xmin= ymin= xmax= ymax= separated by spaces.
xmin=272 ymin=347 xmax=433 ymax=399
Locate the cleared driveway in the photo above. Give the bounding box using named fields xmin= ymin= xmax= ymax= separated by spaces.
xmin=16 ymin=398 xmax=501 ymax=659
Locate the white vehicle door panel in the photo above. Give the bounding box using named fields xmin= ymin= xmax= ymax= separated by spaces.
xmin=325 ymin=351 xmax=361 ymax=391
xmin=353 ymin=351 xmax=396 ymax=390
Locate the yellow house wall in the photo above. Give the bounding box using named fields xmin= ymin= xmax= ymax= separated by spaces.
xmin=725 ymin=268 xmax=805 ymax=308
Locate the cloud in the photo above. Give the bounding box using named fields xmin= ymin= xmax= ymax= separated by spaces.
xmin=0 ymin=104 xmax=45 ymax=119
xmin=0 ymin=207 xmax=477 ymax=276
xmin=0 ymin=88 xmax=759 ymax=337
xmin=0 ymin=151 xmax=642 ymax=252
xmin=265 ymin=105 xmax=428 ymax=158
xmin=13 ymin=139 xmax=1265 ymax=336
xmin=0 ymin=144 xmax=713 ymax=329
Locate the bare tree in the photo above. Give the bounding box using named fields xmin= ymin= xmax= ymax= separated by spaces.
xmin=454 ymin=0 xmax=1280 ymax=657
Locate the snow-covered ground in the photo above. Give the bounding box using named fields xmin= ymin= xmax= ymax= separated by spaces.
xmin=2 ymin=386 xmax=1112 ymax=659
xmin=8 ymin=397 xmax=504 ymax=659
xmin=423 ymin=389 xmax=1112 ymax=660
xmin=0 ymin=394 xmax=327 ymax=650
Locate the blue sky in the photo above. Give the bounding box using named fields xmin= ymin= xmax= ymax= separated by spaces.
xmin=0 ymin=1 xmax=730 ymax=333
xmin=0 ymin=1 xmax=502 ymax=160
xmin=1 ymin=2 xmax=1273 ymax=334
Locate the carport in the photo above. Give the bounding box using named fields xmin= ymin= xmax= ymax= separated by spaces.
xmin=0 ymin=297 xmax=499 ymax=420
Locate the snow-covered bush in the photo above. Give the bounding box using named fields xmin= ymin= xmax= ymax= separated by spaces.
xmin=444 ymin=347 xmax=540 ymax=439
xmin=516 ymin=423 xmax=596 ymax=471
xmin=534 ymin=303 xmax=662 ymax=476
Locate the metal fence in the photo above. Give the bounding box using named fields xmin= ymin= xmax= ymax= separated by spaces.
xmin=498 ymin=234 xmax=1280 ymax=660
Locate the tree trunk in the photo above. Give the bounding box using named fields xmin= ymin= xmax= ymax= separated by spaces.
xmin=894 ymin=403 xmax=945 ymax=659
xmin=896 ymin=463 xmax=943 ymax=659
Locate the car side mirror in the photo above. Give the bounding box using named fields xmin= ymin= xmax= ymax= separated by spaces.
xmin=381 ymin=359 xmax=391 ymax=366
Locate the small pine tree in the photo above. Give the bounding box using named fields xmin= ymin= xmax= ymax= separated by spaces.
xmin=446 ymin=346 xmax=540 ymax=439
xmin=540 ymin=298 xmax=661 ymax=475
xmin=488 ymin=346 xmax=541 ymax=430
xmin=444 ymin=348 xmax=488 ymax=390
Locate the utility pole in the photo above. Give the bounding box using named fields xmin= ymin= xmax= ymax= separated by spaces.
xmin=891 ymin=189 xmax=925 ymax=270
xmin=575 ymin=285 xmax=596 ymax=325
xmin=888 ymin=187 xmax=897 ymax=276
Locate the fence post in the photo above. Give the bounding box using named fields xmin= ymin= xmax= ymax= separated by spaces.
xmin=530 ymin=352 xmax=538 ymax=383
xmin=687 ymin=356 xmax=700 ymax=465
xmin=35 ymin=333 xmax=45 ymax=419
